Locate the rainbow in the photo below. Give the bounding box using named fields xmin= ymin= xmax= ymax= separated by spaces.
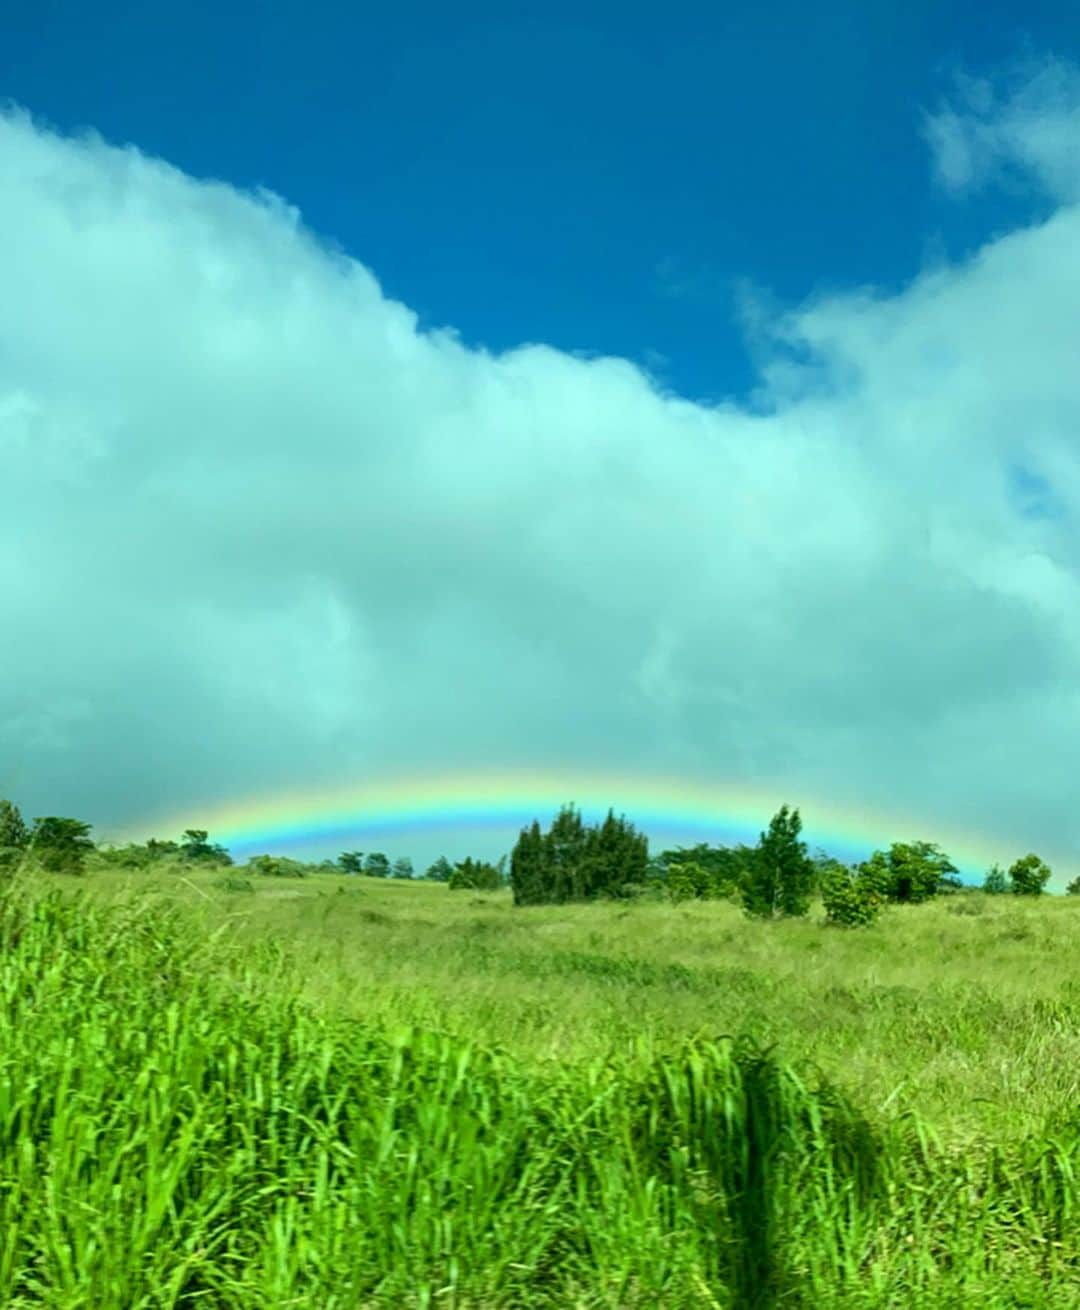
xmin=111 ymin=768 xmax=1043 ymax=884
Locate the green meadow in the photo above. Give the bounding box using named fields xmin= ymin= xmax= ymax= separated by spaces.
xmin=2 ymin=864 xmax=1078 ymax=1307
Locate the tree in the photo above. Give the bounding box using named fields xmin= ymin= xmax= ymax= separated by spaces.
xmin=424 ymin=855 xmax=454 ymax=882
xmin=0 ymin=799 xmax=29 ymax=874
xmin=363 ymin=852 xmax=390 ymax=878
xmin=575 ymin=809 xmax=649 ymax=901
xmin=336 ymin=851 xmax=364 ymax=875
xmin=180 ymin=829 xmax=232 ymax=866
xmin=509 ymin=805 xmax=649 ymax=907
xmin=391 ymin=856 xmax=414 ymax=880
xmin=30 ymin=816 xmax=95 ymax=876
xmin=1008 ymin=853 xmax=1051 ymax=896
xmin=510 ymin=820 xmax=547 ymax=906
xmin=858 ymin=841 xmax=956 ymax=905
xmin=544 ymin=803 xmax=589 ymax=903
xmin=448 ymin=857 xmax=502 ymax=891
xmin=0 ymin=799 xmax=28 ymax=850
xmin=983 ymin=863 xmax=1009 ymax=895
xmin=741 ymin=805 xmax=814 ymax=920
xmin=1066 ymin=875 xmax=1080 ymax=896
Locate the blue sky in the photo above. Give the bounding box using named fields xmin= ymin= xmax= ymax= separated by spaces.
xmin=2 ymin=6 xmax=1080 ymax=883
xmin=4 ymin=1 xmax=1074 ymax=404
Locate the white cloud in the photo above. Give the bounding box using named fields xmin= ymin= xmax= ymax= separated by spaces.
xmin=923 ymin=56 xmax=1080 ymax=201
xmin=1 ymin=83 xmax=1079 ymax=883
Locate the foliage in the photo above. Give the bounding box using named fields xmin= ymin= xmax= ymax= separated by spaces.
xmin=391 ymin=856 xmax=415 ymax=880
xmin=1066 ymin=875 xmax=1080 ymax=896
xmin=244 ymin=854 xmax=310 ymax=878
xmin=424 ymin=855 xmax=454 ymax=882
xmin=448 ymin=856 xmax=503 ymax=891
xmin=93 ymin=838 xmax=182 ymax=870
xmin=29 ymin=815 xmax=95 ymax=876
xmin=983 ymin=863 xmax=1010 ymax=895
xmin=336 ymin=850 xmax=364 ymax=875
xmin=741 ymin=805 xmax=815 ymax=920
xmin=858 ymin=841 xmax=957 ymax=905
xmin=180 ymin=829 xmax=233 ymax=867
xmin=509 ymin=804 xmax=648 ymax=906
xmin=821 ymin=862 xmax=884 ymax=927
xmin=0 ymin=799 xmax=28 ymax=850
xmin=656 ymin=841 xmax=754 ymax=901
xmin=0 ymin=798 xmax=29 ymax=875
xmin=1008 ymin=852 xmax=1052 ymax=896
xmin=665 ymin=859 xmax=712 ymax=903
xmin=363 ymin=851 xmax=390 ymax=878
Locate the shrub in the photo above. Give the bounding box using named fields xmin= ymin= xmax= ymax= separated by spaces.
xmin=448 ymin=857 xmax=503 ymax=891
xmin=245 ymin=854 xmax=310 ymax=878
xmin=1066 ymin=876 xmax=1080 ymax=896
xmin=821 ymin=864 xmax=883 ymax=927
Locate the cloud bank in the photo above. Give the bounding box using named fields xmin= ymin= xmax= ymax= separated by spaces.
xmin=2 ymin=66 xmax=1079 ymax=883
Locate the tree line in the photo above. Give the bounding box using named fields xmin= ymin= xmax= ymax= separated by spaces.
xmin=2 ymin=796 xmax=1076 ymax=916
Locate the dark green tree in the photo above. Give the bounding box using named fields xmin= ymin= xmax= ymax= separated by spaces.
xmin=391 ymin=856 xmax=414 ymax=880
xmin=363 ymin=852 xmax=390 ymax=878
xmin=180 ymin=829 xmax=232 ymax=866
xmin=30 ymin=816 xmax=95 ymax=876
xmin=510 ymin=820 xmax=549 ymax=906
xmin=510 ymin=805 xmax=649 ymax=906
xmin=1008 ymin=853 xmax=1051 ymax=896
xmin=742 ymin=805 xmax=814 ymax=920
xmin=575 ymin=809 xmax=648 ymax=900
xmin=0 ymin=799 xmax=28 ymax=850
xmin=336 ymin=851 xmax=364 ymax=875
xmin=0 ymin=799 xmax=29 ymax=874
xmin=424 ymin=855 xmax=454 ymax=882
xmin=543 ymin=803 xmax=589 ymax=903
xmin=1066 ymin=875 xmax=1080 ymax=896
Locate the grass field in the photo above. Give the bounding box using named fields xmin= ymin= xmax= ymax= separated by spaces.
xmin=2 ymin=865 xmax=1078 ymax=1307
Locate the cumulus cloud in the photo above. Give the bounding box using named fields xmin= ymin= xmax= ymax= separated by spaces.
xmin=1 ymin=80 xmax=1079 ymax=884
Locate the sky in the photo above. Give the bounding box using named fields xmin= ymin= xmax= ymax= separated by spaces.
xmin=2 ymin=4 xmax=1080 ymax=886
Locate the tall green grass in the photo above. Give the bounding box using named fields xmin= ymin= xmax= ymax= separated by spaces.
xmin=2 ymin=873 xmax=1077 ymax=1306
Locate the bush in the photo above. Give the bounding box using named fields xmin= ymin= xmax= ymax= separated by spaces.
xmin=448 ymin=857 xmax=502 ymax=891
xmin=244 ymin=854 xmax=310 ymax=879
xmin=1066 ymin=876 xmax=1080 ymax=896
xmin=821 ymin=864 xmax=883 ymax=927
